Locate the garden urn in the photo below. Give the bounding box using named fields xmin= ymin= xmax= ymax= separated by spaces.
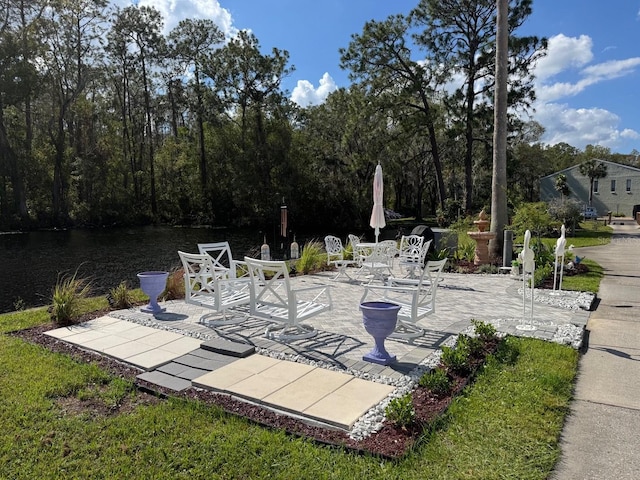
xmin=137 ymin=271 xmax=169 ymax=314
xmin=360 ymin=301 xmax=401 ymax=365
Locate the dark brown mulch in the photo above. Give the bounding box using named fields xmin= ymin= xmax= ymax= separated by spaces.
xmin=9 ymin=319 xmax=500 ymax=459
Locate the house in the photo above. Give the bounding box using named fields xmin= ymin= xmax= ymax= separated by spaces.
xmin=539 ymin=159 xmax=640 ymax=217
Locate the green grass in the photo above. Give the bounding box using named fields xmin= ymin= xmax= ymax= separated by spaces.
xmin=558 ymin=258 xmax=603 ymax=293
xmin=1 ymin=305 xmax=579 ymax=479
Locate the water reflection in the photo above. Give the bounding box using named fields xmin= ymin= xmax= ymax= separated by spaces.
xmin=0 ymin=226 xmax=291 ymax=314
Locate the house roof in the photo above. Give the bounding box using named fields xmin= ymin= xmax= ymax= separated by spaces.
xmin=540 ymin=159 xmax=640 ymax=180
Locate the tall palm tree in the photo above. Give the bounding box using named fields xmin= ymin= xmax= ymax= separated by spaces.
xmin=578 ymin=159 xmax=607 ymax=206
xmin=490 ymin=0 xmax=508 ymax=259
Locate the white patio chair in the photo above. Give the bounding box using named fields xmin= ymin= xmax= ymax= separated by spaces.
xmin=398 ymin=238 xmax=432 ymax=279
xmin=360 ymin=258 xmax=447 ymax=342
xmin=324 ymin=235 xmax=357 ymax=280
xmin=356 ymin=241 xmax=395 ymax=284
xmin=348 ymin=234 xmax=364 ymax=266
xmin=197 ymin=241 xmax=249 ymax=279
xmin=244 ymin=257 xmax=333 ymax=341
xmin=178 ymin=251 xmax=251 ymax=326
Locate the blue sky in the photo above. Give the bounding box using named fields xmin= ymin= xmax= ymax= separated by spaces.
xmin=124 ymin=0 xmax=640 ymax=155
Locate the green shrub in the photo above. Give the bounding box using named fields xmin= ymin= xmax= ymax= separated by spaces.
xmin=454 ymin=239 xmax=476 ymax=262
xmin=108 ymin=281 xmax=134 ymax=309
xmin=533 ymin=263 xmax=554 ymax=287
xmin=511 ymin=202 xmax=555 ymax=238
xmin=50 ymin=271 xmax=91 ymax=325
xmin=385 ymin=393 xmax=415 ymax=428
xmin=441 ymin=343 xmax=470 ymax=374
xmin=457 ymin=333 xmax=486 ymax=357
xmin=419 ymin=368 xmax=452 ymax=396
xmin=471 ymin=319 xmax=497 ymax=342
xmin=477 ymin=264 xmax=499 ymax=274
xmin=296 ymin=240 xmax=326 ymax=274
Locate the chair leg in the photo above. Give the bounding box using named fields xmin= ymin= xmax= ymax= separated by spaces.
xmin=388 ymin=319 xmax=424 ymax=343
xmin=265 ymin=323 xmax=317 ymax=341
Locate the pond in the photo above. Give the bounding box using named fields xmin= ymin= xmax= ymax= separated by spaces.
xmin=0 ymin=226 xmax=320 ymax=315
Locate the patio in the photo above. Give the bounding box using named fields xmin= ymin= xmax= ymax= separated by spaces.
xmin=45 ymin=265 xmax=591 ymax=433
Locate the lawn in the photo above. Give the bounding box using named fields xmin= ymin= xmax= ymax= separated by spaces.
xmin=1 ymin=306 xmax=578 ymax=479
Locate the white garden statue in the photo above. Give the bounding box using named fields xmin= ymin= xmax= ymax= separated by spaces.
xmin=517 ymin=229 xmax=536 ymax=330
xmin=553 ymin=224 xmax=567 ymax=292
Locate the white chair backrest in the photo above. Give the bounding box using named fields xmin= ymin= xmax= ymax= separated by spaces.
xmin=178 ymin=251 xmax=221 ymax=298
xmin=399 ymin=235 xmax=424 ymax=257
xmin=324 ymin=235 xmax=344 ymax=264
xmin=347 ymin=234 xmax=361 ymax=248
xmin=416 ymin=258 xmax=447 ymax=306
xmin=198 ymin=241 xmax=233 ymax=270
xmin=244 ymin=257 xmax=291 ymax=310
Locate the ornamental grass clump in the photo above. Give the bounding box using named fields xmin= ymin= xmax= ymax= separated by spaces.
xmin=108 ymin=281 xmax=134 ymax=309
xmin=163 ymin=267 xmax=185 ymax=300
xmin=295 ymin=240 xmax=326 ymax=274
xmin=50 ymin=271 xmax=91 ymax=326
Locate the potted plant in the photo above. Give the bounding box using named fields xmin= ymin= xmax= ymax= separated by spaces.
xmin=510 ymin=259 xmax=521 ymax=276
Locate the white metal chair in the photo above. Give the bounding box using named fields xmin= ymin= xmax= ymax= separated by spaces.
xmin=348 ymin=234 xmax=364 ymax=265
xmin=197 ymin=241 xmax=248 ymax=279
xmin=244 ymin=257 xmax=333 ymax=341
xmin=360 ymin=258 xmax=447 ymax=342
xmin=324 ymin=235 xmax=357 ymax=280
xmin=178 ymin=251 xmax=251 ymax=326
xmin=398 ymin=238 xmax=432 ymax=278
xmin=356 ymin=241 xmax=396 ymax=284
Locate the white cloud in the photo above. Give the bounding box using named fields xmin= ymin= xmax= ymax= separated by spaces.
xmin=534 ymin=103 xmax=639 ymax=150
xmin=290 ymin=73 xmax=338 ymax=107
xmin=535 ymin=34 xmax=593 ymax=81
xmin=114 ymin=0 xmax=235 ymax=36
xmin=530 ymin=34 xmax=640 ymax=151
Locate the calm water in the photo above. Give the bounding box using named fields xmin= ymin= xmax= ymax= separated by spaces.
xmin=0 ymin=226 xmax=307 ymax=314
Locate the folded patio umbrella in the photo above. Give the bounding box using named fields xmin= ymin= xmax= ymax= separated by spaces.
xmin=369 ymin=162 xmax=386 ymax=243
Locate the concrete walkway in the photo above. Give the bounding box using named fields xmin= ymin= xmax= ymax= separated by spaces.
xmin=552 ymin=219 xmax=640 ymax=479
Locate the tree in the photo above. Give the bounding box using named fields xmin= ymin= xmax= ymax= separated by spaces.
xmin=554 ymin=173 xmax=570 ymax=199
xmin=339 ymin=15 xmax=446 ymax=211
xmin=578 ymin=159 xmax=607 ymax=206
xmin=412 ymin=0 xmax=545 ymax=212
xmin=489 ymin=0 xmax=508 ymax=259
xmin=168 ymin=19 xmax=224 ymax=194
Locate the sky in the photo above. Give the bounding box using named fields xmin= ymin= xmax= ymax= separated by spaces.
xmin=123 ymin=0 xmax=640 ymax=155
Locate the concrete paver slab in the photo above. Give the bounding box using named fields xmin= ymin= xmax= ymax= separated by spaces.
xmin=125 ymin=347 xmax=180 ymax=370
xmin=103 ymin=340 xmax=154 ymax=359
xmin=160 ymin=336 xmax=202 ymax=355
xmin=137 ymin=330 xmax=184 ymax=348
xmin=81 ymin=334 xmax=133 ymax=352
xmin=192 ymin=355 xmax=281 ymax=390
xmin=137 ymin=371 xmax=192 ymax=392
xmin=227 ymin=361 xmax=314 ymax=400
xmin=261 ymin=367 xmax=353 ymax=413
xmin=201 ymin=338 xmax=255 ymax=357
xmin=303 ymin=377 xmax=394 ymax=429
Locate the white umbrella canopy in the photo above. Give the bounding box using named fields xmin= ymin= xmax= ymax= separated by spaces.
xmin=369 ymin=162 xmax=386 ymax=242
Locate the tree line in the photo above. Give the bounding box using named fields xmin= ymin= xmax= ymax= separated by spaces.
xmin=0 ymin=0 xmax=635 ymax=234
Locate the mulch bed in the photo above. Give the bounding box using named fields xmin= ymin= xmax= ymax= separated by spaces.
xmin=9 ymin=317 xmax=501 ymax=459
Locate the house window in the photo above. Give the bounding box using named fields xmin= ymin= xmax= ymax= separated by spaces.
xmin=627 ymin=178 xmax=632 ymax=193
xmin=593 ymin=179 xmax=599 ymax=193
xmin=611 ymin=179 xmax=616 ymax=193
